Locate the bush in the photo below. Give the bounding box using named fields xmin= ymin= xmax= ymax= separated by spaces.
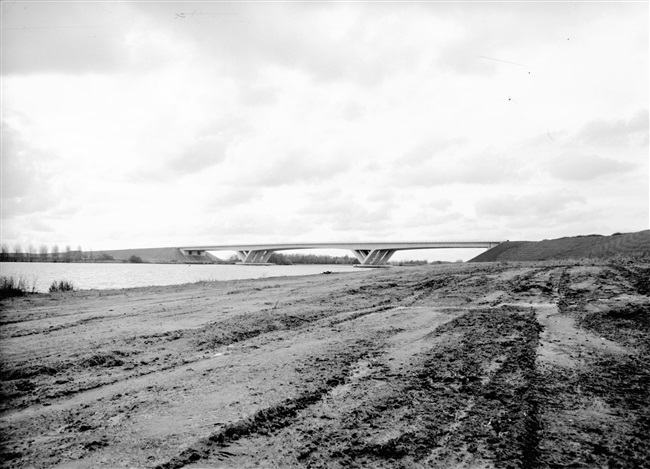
xmin=0 ymin=275 xmax=29 ymax=298
xmin=49 ymin=279 xmax=75 ymax=292
xmin=128 ymin=255 xmax=143 ymax=263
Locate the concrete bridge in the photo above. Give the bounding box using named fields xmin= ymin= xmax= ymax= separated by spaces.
xmin=179 ymin=241 xmax=503 ymax=266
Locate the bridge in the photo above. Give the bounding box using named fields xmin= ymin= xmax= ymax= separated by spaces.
xmin=178 ymin=241 xmax=503 ymax=266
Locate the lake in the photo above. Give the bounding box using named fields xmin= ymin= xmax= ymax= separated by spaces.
xmin=0 ymin=262 xmax=364 ymax=293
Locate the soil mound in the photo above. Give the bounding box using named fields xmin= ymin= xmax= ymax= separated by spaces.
xmin=94 ymin=247 xmax=223 ymax=264
xmin=470 ymin=230 xmax=650 ymax=262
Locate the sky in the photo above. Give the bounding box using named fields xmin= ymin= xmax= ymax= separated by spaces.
xmin=1 ymin=0 xmax=648 ymax=262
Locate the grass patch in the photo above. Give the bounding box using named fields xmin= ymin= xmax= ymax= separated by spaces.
xmin=0 ymin=275 xmax=36 ymax=299
xmin=79 ymin=352 xmax=125 ymax=368
xmin=49 ymin=279 xmax=75 ymax=292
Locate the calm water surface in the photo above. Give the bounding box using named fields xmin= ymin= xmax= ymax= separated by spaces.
xmin=0 ymin=262 xmax=361 ymax=293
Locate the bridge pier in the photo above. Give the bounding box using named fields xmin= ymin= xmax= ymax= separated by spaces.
xmin=352 ymin=249 xmax=397 ymax=266
xmin=236 ymin=250 xmax=275 ymax=264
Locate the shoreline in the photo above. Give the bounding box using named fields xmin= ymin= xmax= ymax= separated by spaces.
xmin=0 ymin=262 xmax=367 ymax=294
xmin=1 ymin=258 xmax=615 ymax=296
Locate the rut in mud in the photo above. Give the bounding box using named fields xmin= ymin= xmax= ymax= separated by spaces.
xmin=1 ymin=261 xmax=649 ymax=468
xmin=534 ymin=265 xmax=650 ymax=469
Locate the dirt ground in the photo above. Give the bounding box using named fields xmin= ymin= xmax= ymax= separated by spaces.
xmin=1 ymin=261 xmax=649 ymax=468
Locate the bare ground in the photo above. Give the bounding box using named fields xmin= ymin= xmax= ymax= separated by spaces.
xmin=1 ymin=261 xmax=649 ymax=468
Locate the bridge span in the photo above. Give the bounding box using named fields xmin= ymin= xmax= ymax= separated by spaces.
xmin=179 ymin=241 xmax=503 ymax=266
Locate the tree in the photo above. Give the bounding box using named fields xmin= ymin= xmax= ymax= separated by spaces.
xmin=39 ymin=245 xmax=49 ymax=261
xmin=51 ymin=245 xmax=59 ymax=261
xmin=13 ymin=244 xmax=23 ymax=261
xmin=64 ymin=245 xmax=72 ymax=262
xmin=268 ymin=253 xmax=292 ymax=265
xmin=27 ymin=245 xmax=36 ymax=262
xmin=129 ymin=255 xmax=143 ymax=263
xmin=0 ymin=244 xmax=8 ymax=261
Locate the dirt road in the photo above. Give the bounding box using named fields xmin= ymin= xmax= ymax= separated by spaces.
xmin=1 ymin=261 xmax=649 ymax=468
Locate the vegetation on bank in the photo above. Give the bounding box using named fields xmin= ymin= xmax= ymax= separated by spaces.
xmin=0 ymin=246 xmax=144 ymax=264
xmin=267 ymin=253 xmax=359 ymax=265
xmin=0 ymin=244 xmax=112 ymax=263
xmin=1 ymin=243 xmax=82 ymax=263
xmin=0 ymin=275 xmax=77 ymax=297
xmin=0 ymin=275 xmax=36 ymax=298
xmin=48 ymin=280 xmax=75 ymax=293
xmin=234 ymin=253 xmax=436 ymax=265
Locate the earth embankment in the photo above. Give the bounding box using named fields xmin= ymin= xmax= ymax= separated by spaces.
xmin=1 ymin=261 xmax=649 ymax=468
xmin=93 ymin=247 xmax=220 ymax=264
xmin=470 ymin=229 xmax=650 ymax=262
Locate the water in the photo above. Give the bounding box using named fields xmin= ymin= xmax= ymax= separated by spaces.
xmin=0 ymin=262 xmax=361 ymax=293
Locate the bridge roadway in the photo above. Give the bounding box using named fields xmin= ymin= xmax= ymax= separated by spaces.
xmin=179 ymin=241 xmax=503 ymax=266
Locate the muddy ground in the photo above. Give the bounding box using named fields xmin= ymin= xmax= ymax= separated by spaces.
xmin=1 ymin=261 xmax=649 ymax=468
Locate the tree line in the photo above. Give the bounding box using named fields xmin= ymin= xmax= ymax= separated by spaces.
xmin=0 ymin=244 xmax=110 ymax=263
xmin=1 ymin=244 xmax=434 ymax=265
xmin=257 ymin=253 xmax=430 ymax=265
xmin=266 ymin=252 xmax=360 ymax=265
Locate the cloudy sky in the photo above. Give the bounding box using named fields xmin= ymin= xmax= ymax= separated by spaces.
xmin=2 ymin=1 xmax=648 ymax=261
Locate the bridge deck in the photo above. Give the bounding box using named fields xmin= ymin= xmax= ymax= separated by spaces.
xmin=179 ymin=241 xmax=502 ymax=252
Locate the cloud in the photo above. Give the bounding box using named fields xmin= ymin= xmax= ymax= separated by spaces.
xmin=405 ymin=209 xmax=465 ymax=230
xmin=392 ymin=143 xmax=531 ymax=187
xmin=2 ymin=2 xmax=134 ymax=75
xmin=2 ymin=2 xmax=207 ymax=77
xmin=432 ymin=2 xmax=606 ymax=76
xmin=24 ymin=218 xmax=56 ymax=234
xmin=547 ymin=153 xmax=635 ymax=181
xmin=576 ymin=110 xmax=649 ymax=148
xmin=398 ymin=137 xmax=467 ymax=166
xmin=169 ymin=134 xmax=227 ymax=173
xmin=230 ymin=149 xmax=350 ymax=188
xmin=457 ymin=153 xmax=531 ymax=185
xmin=139 ymin=131 xmax=232 ymax=182
xmin=129 ymin=2 xmax=465 ymax=87
xmin=475 ymin=192 xmax=585 ymax=219
xmin=422 ymin=199 xmax=454 ymax=212
xmin=1 ymin=2 xmax=647 ymax=250
xmin=200 ymin=212 xmax=314 ymax=241
xmin=206 ymin=187 xmax=262 ymax=209
xmin=0 ymin=123 xmax=62 ymax=219
xmin=292 ymin=189 xmax=399 ymax=237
